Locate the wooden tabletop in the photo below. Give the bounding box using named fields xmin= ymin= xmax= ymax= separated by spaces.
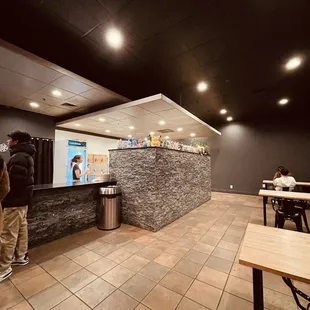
xmin=239 ymin=224 xmax=310 ymax=284
xmin=258 ymin=189 xmax=310 ymax=200
xmin=263 ymin=180 xmax=310 ymax=186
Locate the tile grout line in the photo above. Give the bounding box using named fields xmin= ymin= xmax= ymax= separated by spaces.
xmin=176 ymin=207 xmax=244 ymax=309
xmin=28 ymin=247 xmax=111 ymax=308
xmin=5 ymin=196 xmax=297 ymax=310
xmin=211 ymin=210 xmax=237 ymax=310
xmin=7 ymin=275 xmax=36 ymax=310
xmin=71 ymin=239 xmax=160 ymax=308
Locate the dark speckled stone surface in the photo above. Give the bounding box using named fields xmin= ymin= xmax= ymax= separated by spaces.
xmin=33 ymin=180 xmax=115 ymax=191
xmin=109 ymin=148 xmax=211 ymax=231
xmin=28 ymin=181 xmax=115 ymax=248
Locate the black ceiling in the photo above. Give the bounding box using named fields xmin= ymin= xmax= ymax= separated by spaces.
xmin=1 ymin=0 xmax=310 ymax=126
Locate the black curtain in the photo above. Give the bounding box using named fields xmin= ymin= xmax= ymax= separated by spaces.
xmin=31 ymin=138 xmax=54 ymax=185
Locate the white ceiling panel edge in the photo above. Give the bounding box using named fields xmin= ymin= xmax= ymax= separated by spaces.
xmin=161 ymin=94 xmax=221 ymax=136
xmin=56 ymin=94 xmax=162 ymax=125
xmin=57 ymin=93 xmax=221 ymax=136
xmin=0 ymin=39 xmax=129 ymax=103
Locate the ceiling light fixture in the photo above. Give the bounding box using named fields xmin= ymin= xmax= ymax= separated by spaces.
xmin=190 ymin=133 xmax=196 ymax=137
xmin=278 ymin=98 xmax=289 ymax=105
xmin=227 ymin=116 xmax=233 ymax=121
xmin=197 ymin=81 xmax=208 ymax=92
xmin=75 ymin=123 xmax=81 ymax=127
xmin=285 ymin=56 xmax=302 ymax=71
xmin=128 ymin=135 xmax=132 ymax=138
xmin=105 ymin=130 xmax=111 ymax=133
xmin=220 ymin=109 xmax=227 ymax=115
xmin=129 ymin=126 xmax=135 ymax=130
xmin=150 ymin=131 xmax=155 ymax=135
xmin=99 ymin=118 xmax=105 ymax=122
xmin=177 ymin=127 xmax=183 ymax=132
xmin=159 ymin=120 xmax=166 ymax=125
xmin=29 ymin=102 xmax=39 ymax=108
xmin=105 ymin=28 xmax=123 ymax=49
xmin=52 ymin=90 xmax=62 ymax=97
xmin=165 ymin=136 xmax=169 ymax=139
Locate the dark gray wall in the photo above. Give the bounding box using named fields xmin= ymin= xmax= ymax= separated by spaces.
xmin=0 ymin=106 xmax=55 ymax=161
xmin=205 ymin=120 xmax=310 ymax=195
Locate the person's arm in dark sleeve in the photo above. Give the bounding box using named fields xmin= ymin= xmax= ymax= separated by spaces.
xmin=8 ymin=154 xmax=28 ymax=189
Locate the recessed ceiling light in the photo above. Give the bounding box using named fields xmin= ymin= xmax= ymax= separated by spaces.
xmin=150 ymin=131 xmax=155 ymax=135
xmin=285 ymin=56 xmax=302 ymax=71
xmin=129 ymin=126 xmax=135 ymax=130
xmin=165 ymin=136 xmax=169 ymax=139
xmin=105 ymin=28 xmax=123 ymax=49
xmin=227 ymin=116 xmax=233 ymax=121
xmin=278 ymin=98 xmax=289 ymax=105
xmin=177 ymin=127 xmax=183 ymax=132
xmin=159 ymin=120 xmax=166 ymax=125
xmin=220 ymin=109 xmax=227 ymax=115
xmin=75 ymin=123 xmax=81 ymax=127
xmin=190 ymin=133 xmax=196 ymax=137
xmin=29 ymin=102 xmax=39 ymax=108
xmin=197 ymin=81 xmax=208 ymax=92
xmin=128 ymin=135 xmax=132 ymax=138
xmin=52 ymin=90 xmax=62 ymax=97
xmin=105 ymin=130 xmax=111 ymax=133
xmin=99 ymin=118 xmax=105 ymax=122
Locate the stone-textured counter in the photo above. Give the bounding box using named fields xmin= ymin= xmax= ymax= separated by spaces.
xmin=28 ymin=180 xmax=116 ymax=248
xmin=109 ymin=148 xmax=211 ymax=231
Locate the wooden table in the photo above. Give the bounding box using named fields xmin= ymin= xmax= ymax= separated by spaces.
xmin=239 ymin=223 xmax=310 ymax=310
xmin=263 ymin=180 xmax=310 ymax=187
xmin=258 ymin=189 xmax=310 ymax=226
xmin=261 ymin=180 xmax=310 ymax=205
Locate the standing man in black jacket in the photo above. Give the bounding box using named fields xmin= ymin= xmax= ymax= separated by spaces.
xmin=0 ymin=131 xmax=36 ymax=282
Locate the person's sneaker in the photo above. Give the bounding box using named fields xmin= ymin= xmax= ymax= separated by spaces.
xmin=0 ymin=267 xmax=13 ymax=282
xmin=12 ymin=253 xmax=29 ymax=266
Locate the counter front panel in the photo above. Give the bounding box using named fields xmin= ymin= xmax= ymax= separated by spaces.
xmin=28 ymin=181 xmax=115 ymax=248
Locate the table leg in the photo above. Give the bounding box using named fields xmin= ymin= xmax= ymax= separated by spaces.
xmin=263 ymin=183 xmax=268 ymax=203
xmin=263 ymin=196 xmax=267 ymax=226
xmin=253 ymin=268 xmax=264 ymax=310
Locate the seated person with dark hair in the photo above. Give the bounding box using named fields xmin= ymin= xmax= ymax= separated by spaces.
xmin=273 ymin=166 xmax=293 ymax=180
xmin=273 ymin=167 xmax=296 ymax=191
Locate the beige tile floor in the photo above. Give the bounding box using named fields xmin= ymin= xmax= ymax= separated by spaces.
xmin=1 ymin=192 xmax=310 ymax=310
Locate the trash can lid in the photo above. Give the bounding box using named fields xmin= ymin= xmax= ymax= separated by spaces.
xmin=99 ymin=185 xmax=121 ymax=195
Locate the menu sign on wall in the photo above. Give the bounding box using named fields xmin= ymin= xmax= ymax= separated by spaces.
xmin=68 ymin=140 xmax=87 ymax=147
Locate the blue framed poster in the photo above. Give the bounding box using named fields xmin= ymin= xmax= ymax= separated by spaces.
xmin=67 ymin=148 xmax=87 ymax=183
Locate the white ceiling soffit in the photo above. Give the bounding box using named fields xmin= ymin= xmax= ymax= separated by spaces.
xmin=57 ymin=94 xmax=221 ymax=139
xmin=0 ymin=40 xmax=129 ymax=117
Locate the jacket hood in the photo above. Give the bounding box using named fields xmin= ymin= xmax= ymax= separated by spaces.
xmin=10 ymin=142 xmax=36 ymax=157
